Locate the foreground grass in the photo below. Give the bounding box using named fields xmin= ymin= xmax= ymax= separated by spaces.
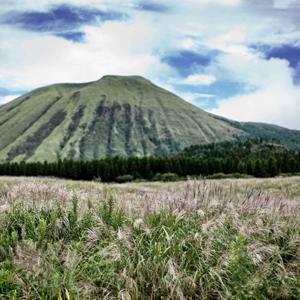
xmin=0 ymin=178 xmax=299 ymax=299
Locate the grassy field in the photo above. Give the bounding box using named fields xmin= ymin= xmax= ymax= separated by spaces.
xmin=0 ymin=176 xmax=299 ymax=299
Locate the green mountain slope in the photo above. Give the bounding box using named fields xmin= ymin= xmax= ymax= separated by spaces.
xmin=0 ymin=75 xmax=244 ymax=162
xmin=213 ymin=117 xmax=300 ymax=150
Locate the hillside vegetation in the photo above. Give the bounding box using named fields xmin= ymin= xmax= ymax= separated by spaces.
xmin=218 ymin=119 xmax=300 ymax=151
xmin=0 ymin=177 xmax=299 ymax=299
xmin=180 ymin=139 xmax=290 ymax=159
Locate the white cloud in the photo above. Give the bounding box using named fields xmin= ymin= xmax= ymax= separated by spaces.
xmin=0 ymin=0 xmax=242 ymax=16
xmin=0 ymin=16 xmax=173 ymax=90
xmin=153 ymin=76 xmax=216 ymax=105
xmin=0 ymin=0 xmax=131 ymax=13
xmin=204 ymin=28 xmax=247 ymax=53
xmin=182 ymin=74 xmax=217 ymax=86
xmin=186 ymin=0 xmax=240 ymax=6
xmin=211 ymin=85 xmax=300 ymax=130
xmin=0 ymin=94 xmax=20 ymax=105
xmin=273 ymin=0 xmax=295 ymax=9
xmin=179 ymin=38 xmax=195 ymax=50
xmin=210 ymin=51 xmax=300 ymax=129
xmin=174 ymin=92 xmax=215 ymax=105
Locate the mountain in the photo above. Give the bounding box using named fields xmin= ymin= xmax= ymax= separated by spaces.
xmin=0 ymin=75 xmax=299 ymax=162
xmin=0 ymin=76 xmax=244 ymax=162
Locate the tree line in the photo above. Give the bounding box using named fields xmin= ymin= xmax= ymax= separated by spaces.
xmin=0 ymin=140 xmax=299 ymax=182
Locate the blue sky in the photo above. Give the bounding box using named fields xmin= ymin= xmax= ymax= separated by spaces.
xmin=0 ymin=0 xmax=300 ymax=129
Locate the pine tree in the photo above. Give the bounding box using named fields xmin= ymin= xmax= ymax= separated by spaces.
xmin=267 ymin=157 xmax=279 ymax=177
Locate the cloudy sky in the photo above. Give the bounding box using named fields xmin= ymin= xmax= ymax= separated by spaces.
xmin=0 ymin=0 xmax=300 ymax=129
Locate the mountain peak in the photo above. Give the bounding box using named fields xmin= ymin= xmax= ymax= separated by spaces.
xmin=98 ymin=75 xmax=151 ymax=83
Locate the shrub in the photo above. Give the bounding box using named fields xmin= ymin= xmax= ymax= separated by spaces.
xmin=231 ymin=173 xmax=254 ymax=179
xmin=207 ymin=172 xmax=228 ymax=179
xmin=152 ymin=172 xmax=180 ymax=182
xmin=116 ymin=174 xmax=134 ymax=183
xmin=279 ymin=172 xmax=300 ymax=177
xmin=207 ymin=173 xmax=254 ymax=179
xmin=133 ymin=178 xmax=147 ymax=183
xmin=93 ymin=177 xmax=102 ymax=182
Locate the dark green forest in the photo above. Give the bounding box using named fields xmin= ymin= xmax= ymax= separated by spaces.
xmin=0 ymin=140 xmax=299 ymax=182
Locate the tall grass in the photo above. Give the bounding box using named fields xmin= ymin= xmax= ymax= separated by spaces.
xmin=0 ymin=178 xmax=299 ymax=299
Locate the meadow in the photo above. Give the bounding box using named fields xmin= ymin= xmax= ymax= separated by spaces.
xmin=0 ymin=176 xmax=299 ymax=299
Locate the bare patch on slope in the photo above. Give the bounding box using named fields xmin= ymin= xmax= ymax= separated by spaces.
xmin=60 ymin=105 xmax=85 ymax=153
xmin=106 ymin=103 xmax=121 ymax=157
xmin=79 ymin=98 xmax=108 ymax=160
